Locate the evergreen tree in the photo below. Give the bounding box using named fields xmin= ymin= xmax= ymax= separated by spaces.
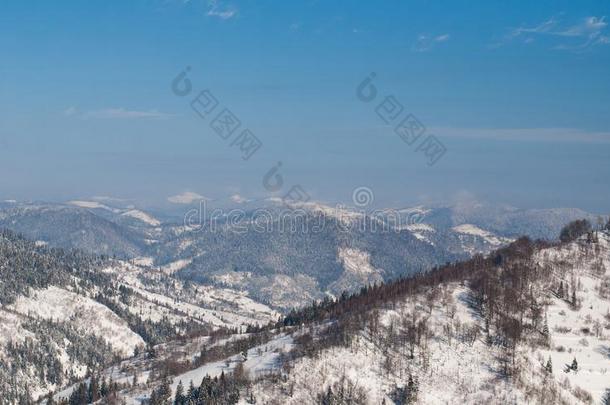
xmin=545 ymin=357 xmax=553 ymax=374
xmin=558 ymin=281 xmax=564 ymax=298
xmin=198 ymin=375 xmax=212 ymax=402
xmin=186 ymin=381 xmax=196 ymax=404
xmin=571 ymin=357 xmax=578 ymax=372
xmin=174 ymin=380 xmax=185 ymax=405
xmin=542 ymin=314 xmax=550 ymax=343
xmin=571 ymin=289 xmax=577 ymax=307
xmin=151 ymin=376 xmax=172 ymax=405
xmin=100 ymin=377 xmax=109 ymax=397
xmin=407 ymin=374 xmax=418 ymax=403
xmin=150 ymin=389 xmax=158 ymax=405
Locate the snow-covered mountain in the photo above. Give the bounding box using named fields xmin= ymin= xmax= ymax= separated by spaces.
xmin=0 ymin=199 xmax=600 ymax=313
xmin=1 ymin=200 xmax=608 ymax=403
xmin=0 ymin=202 xmax=151 ymax=258
xmin=100 ymin=229 xmax=610 ymax=405
xmin=245 ymin=232 xmax=610 ymax=404
xmin=0 ymin=231 xmax=278 ymax=403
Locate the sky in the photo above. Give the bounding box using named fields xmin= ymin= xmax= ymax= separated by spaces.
xmin=1 ymin=0 xmax=610 ymax=212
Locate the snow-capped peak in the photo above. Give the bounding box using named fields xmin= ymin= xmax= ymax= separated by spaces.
xmin=68 ymin=200 xmax=113 ymax=210
xmin=168 ymin=191 xmax=208 ymax=204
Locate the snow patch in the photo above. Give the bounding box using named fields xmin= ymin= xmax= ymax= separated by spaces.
xmin=452 ymin=223 xmax=512 ymax=246
xmin=338 ymin=247 xmax=376 ymax=276
xmin=161 ymin=259 xmax=192 ymax=275
xmin=121 ymin=209 xmax=161 ymax=226
xmin=68 ymin=200 xmax=113 ymax=210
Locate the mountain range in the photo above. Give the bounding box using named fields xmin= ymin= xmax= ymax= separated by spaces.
xmin=0 ymin=197 xmax=608 ymax=404
xmin=0 ymin=199 xmax=602 ymax=310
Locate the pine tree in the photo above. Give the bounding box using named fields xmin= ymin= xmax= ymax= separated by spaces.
xmin=485 ymin=316 xmax=493 ymax=345
xmin=186 ymin=381 xmax=196 ymax=404
xmin=174 ymin=380 xmax=185 ymax=405
xmin=571 ymin=357 xmax=578 ymax=372
xmin=198 ymin=375 xmax=212 ymax=402
xmin=545 ymin=357 xmax=553 ymax=374
xmin=558 ymin=281 xmax=564 ymax=298
xmin=150 ymin=389 xmax=158 ymax=405
xmin=571 ymin=289 xmax=577 ymax=307
xmin=407 ymin=374 xmax=418 ymax=403
xmin=542 ymin=314 xmax=550 ymax=343
xmin=100 ymin=377 xmax=109 ymax=397
xmin=151 ymin=376 xmax=172 ymax=405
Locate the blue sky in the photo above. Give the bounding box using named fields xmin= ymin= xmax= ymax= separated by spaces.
xmin=1 ymin=0 xmax=609 ymax=212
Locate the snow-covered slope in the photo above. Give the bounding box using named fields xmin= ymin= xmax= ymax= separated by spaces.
xmin=531 ymin=233 xmax=610 ymax=401
xmin=245 ymin=232 xmax=610 ymax=404
xmin=9 ymin=286 xmax=145 ymax=356
xmin=42 ymin=230 xmax=610 ymax=405
xmin=331 ymin=247 xmax=384 ymax=295
xmin=452 ymin=223 xmax=514 ymax=253
xmin=102 ymin=261 xmax=280 ymax=328
xmin=121 ymin=209 xmax=161 ymax=227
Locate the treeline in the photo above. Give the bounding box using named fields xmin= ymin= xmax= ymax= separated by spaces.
xmin=150 ymin=369 xmax=247 ymax=405
xmin=48 ymin=372 xmax=123 ymax=405
xmin=280 ymin=220 xmax=607 ymax=384
xmin=149 ymin=328 xmax=274 ymax=382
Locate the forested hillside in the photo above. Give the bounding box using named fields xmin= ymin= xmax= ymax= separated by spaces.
xmin=105 ymin=221 xmax=610 ymax=404
xmin=0 ymin=230 xmax=277 ymax=404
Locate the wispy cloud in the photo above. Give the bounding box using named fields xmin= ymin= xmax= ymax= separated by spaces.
xmin=206 ymin=0 xmax=237 ymax=20
xmin=508 ymin=17 xmax=559 ymax=38
xmin=503 ymin=15 xmax=609 ymax=51
xmin=64 ymin=107 xmax=174 ymax=120
xmin=413 ymin=33 xmax=451 ymax=52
